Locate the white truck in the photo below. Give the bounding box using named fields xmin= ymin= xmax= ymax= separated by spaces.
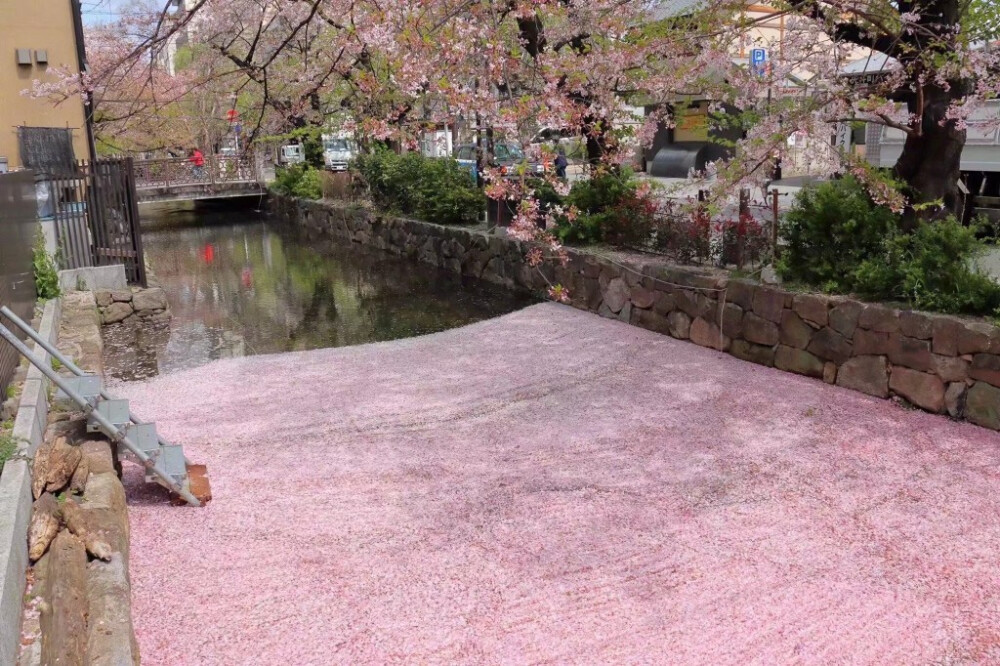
xmin=322 ymin=134 xmax=357 ymax=171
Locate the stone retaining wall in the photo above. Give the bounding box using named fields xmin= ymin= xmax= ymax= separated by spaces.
xmin=272 ymin=196 xmax=1000 ymax=430
xmin=95 ymin=287 xmax=170 ymax=326
xmin=17 ymin=293 xmax=139 ymax=666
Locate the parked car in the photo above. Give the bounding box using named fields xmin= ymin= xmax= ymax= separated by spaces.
xmin=323 ymin=136 xmax=357 ymax=172
xmin=453 ymin=143 xmax=544 ymax=182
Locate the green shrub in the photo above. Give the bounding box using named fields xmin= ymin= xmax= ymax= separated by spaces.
xmin=780 ymin=178 xmax=1000 ymax=315
xmin=554 ymin=168 xmax=656 ymax=246
xmin=353 ymin=149 xmax=485 ymax=225
xmin=853 ymin=219 xmax=1000 ymax=315
xmin=778 ymin=175 xmax=899 ymax=292
xmin=32 ymin=231 xmax=60 ymax=300
xmin=270 ymin=165 xmax=322 ymax=200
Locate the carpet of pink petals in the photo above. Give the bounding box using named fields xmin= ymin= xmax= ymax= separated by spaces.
xmin=120 ymin=303 xmax=1000 ymax=665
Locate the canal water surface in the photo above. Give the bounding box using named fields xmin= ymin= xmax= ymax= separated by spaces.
xmin=104 ymin=203 xmax=535 ymax=382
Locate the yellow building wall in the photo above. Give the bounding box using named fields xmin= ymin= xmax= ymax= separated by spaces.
xmin=0 ymin=0 xmax=91 ymax=169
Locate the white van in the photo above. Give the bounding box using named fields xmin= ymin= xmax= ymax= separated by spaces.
xmin=323 ymin=136 xmax=357 ymax=171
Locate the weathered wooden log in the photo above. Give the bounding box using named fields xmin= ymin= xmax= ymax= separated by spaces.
xmin=28 ymin=493 xmax=60 ymax=562
xmin=31 ymin=440 xmax=53 ymax=500
xmin=45 ymin=436 xmax=82 ymax=494
xmin=69 ymin=457 xmax=89 ymax=495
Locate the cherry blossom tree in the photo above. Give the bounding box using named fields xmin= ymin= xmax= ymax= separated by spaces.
xmin=73 ymin=0 xmax=999 ymax=224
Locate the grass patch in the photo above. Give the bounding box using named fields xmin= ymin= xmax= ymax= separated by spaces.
xmin=0 ymin=432 xmax=17 ymax=474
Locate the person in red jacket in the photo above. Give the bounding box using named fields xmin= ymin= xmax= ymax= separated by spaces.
xmin=189 ymin=147 xmax=205 ymax=180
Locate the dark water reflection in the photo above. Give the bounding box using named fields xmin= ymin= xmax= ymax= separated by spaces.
xmin=104 ymin=204 xmax=535 ymax=382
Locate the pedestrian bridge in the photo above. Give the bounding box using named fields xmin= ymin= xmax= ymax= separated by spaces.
xmin=133 ymin=156 xmax=268 ymax=204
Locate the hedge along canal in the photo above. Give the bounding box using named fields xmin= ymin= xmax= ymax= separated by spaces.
xmin=103 ymin=202 xmax=536 ymax=382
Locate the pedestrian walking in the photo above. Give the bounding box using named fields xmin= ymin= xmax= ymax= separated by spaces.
xmin=189 ymin=147 xmax=205 ymax=180
xmin=554 ymin=149 xmax=568 ymax=180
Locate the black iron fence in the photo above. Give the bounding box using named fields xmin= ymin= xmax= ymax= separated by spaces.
xmin=47 ymin=158 xmax=146 ymax=286
xmin=0 ymin=171 xmax=38 ymax=398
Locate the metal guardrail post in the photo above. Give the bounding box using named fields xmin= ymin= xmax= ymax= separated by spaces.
xmin=0 ymin=316 xmax=200 ymax=506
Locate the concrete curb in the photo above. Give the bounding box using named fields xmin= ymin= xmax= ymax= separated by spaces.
xmin=0 ymin=298 xmax=61 ymax=666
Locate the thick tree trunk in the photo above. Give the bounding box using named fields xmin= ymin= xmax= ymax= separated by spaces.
xmin=893 ymin=83 xmax=967 ymax=227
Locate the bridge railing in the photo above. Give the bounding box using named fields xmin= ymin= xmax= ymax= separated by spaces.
xmin=133 ymin=155 xmax=259 ymax=189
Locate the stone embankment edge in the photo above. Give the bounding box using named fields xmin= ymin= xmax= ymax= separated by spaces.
xmin=0 ymin=298 xmax=61 ymax=666
xmin=271 ymin=195 xmax=1000 ymax=430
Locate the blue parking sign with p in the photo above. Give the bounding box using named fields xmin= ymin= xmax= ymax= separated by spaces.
xmin=751 ymin=48 xmax=767 ymax=76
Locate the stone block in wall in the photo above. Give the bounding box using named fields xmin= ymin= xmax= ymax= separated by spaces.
xmin=774 ymin=345 xmax=824 ymax=378
xmin=890 ymin=367 xmax=945 ymax=413
xmin=887 ymin=335 xmax=932 ymax=372
xmin=656 ymin=266 xmax=725 ymax=292
xmin=633 ymin=308 xmax=673 ymax=336
xmin=653 ymin=291 xmax=677 ymax=316
xmin=829 ymin=300 xmax=863 ymax=338
xmin=132 ymin=288 xmax=168 ymax=314
xmin=964 ymin=381 xmax=1000 ymax=429
xmin=752 ymin=287 xmax=785 ymax=323
xmin=932 ymin=317 xmax=964 ymax=356
xmin=95 ymin=292 xmax=113 ymax=308
xmin=727 ymin=280 xmax=755 ymax=310
xmin=823 ymin=362 xmax=838 ymax=384
xmin=598 ymin=264 xmax=621 ymax=290
xmin=603 ymin=278 xmax=629 ymax=314
xmin=743 ymin=312 xmax=780 ymax=346
xmin=630 ymin=286 xmax=656 ymax=310
xmin=836 ymin=355 xmax=889 ymax=398
xmin=622 ymin=264 xmax=644 ymax=288
xmin=667 ymin=311 xmax=691 ymax=339
xmin=859 ymin=304 xmax=900 ymax=333
xmin=443 ymin=257 xmax=462 ymax=274
xmin=721 ymin=303 xmax=743 ymax=339
xmin=690 ymin=317 xmax=729 ymax=351
xmin=730 ymin=339 xmax=776 ymax=367
xmin=100 ymin=302 xmax=132 ymax=325
xmin=854 ymin=329 xmax=892 ymax=356
xmin=945 ymin=382 xmax=967 ymax=418
xmin=462 ymin=250 xmax=489 ymax=279
xmin=581 ymin=277 xmax=603 ymax=311
xmin=779 ymin=310 xmax=814 ymax=350
xmin=675 ymin=289 xmax=714 ymax=319
xmin=969 ymin=354 xmax=1000 ymax=387
xmin=807 ymin=327 xmax=853 ymax=365
xmin=482 ymin=256 xmax=513 ymax=288
xmin=581 ymin=257 xmax=602 ymax=279
xmin=899 ymin=311 xmax=933 ymax=339
xmin=792 ymin=294 xmax=829 ymax=327
xmin=957 ymin=322 xmax=997 ymax=355
xmin=931 ymin=354 xmax=969 ymax=383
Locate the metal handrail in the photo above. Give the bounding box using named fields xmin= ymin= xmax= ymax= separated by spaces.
xmin=0 ymin=316 xmax=200 ymax=506
xmin=0 ymin=305 xmax=190 ymax=465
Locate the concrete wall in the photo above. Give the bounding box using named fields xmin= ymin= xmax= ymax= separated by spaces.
xmin=272 ymin=195 xmax=1000 ymax=430
xmin=0 ymin=298 xmax=60 ymax=666
xmin=0 ymin=0 xmax=89 ymax=169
